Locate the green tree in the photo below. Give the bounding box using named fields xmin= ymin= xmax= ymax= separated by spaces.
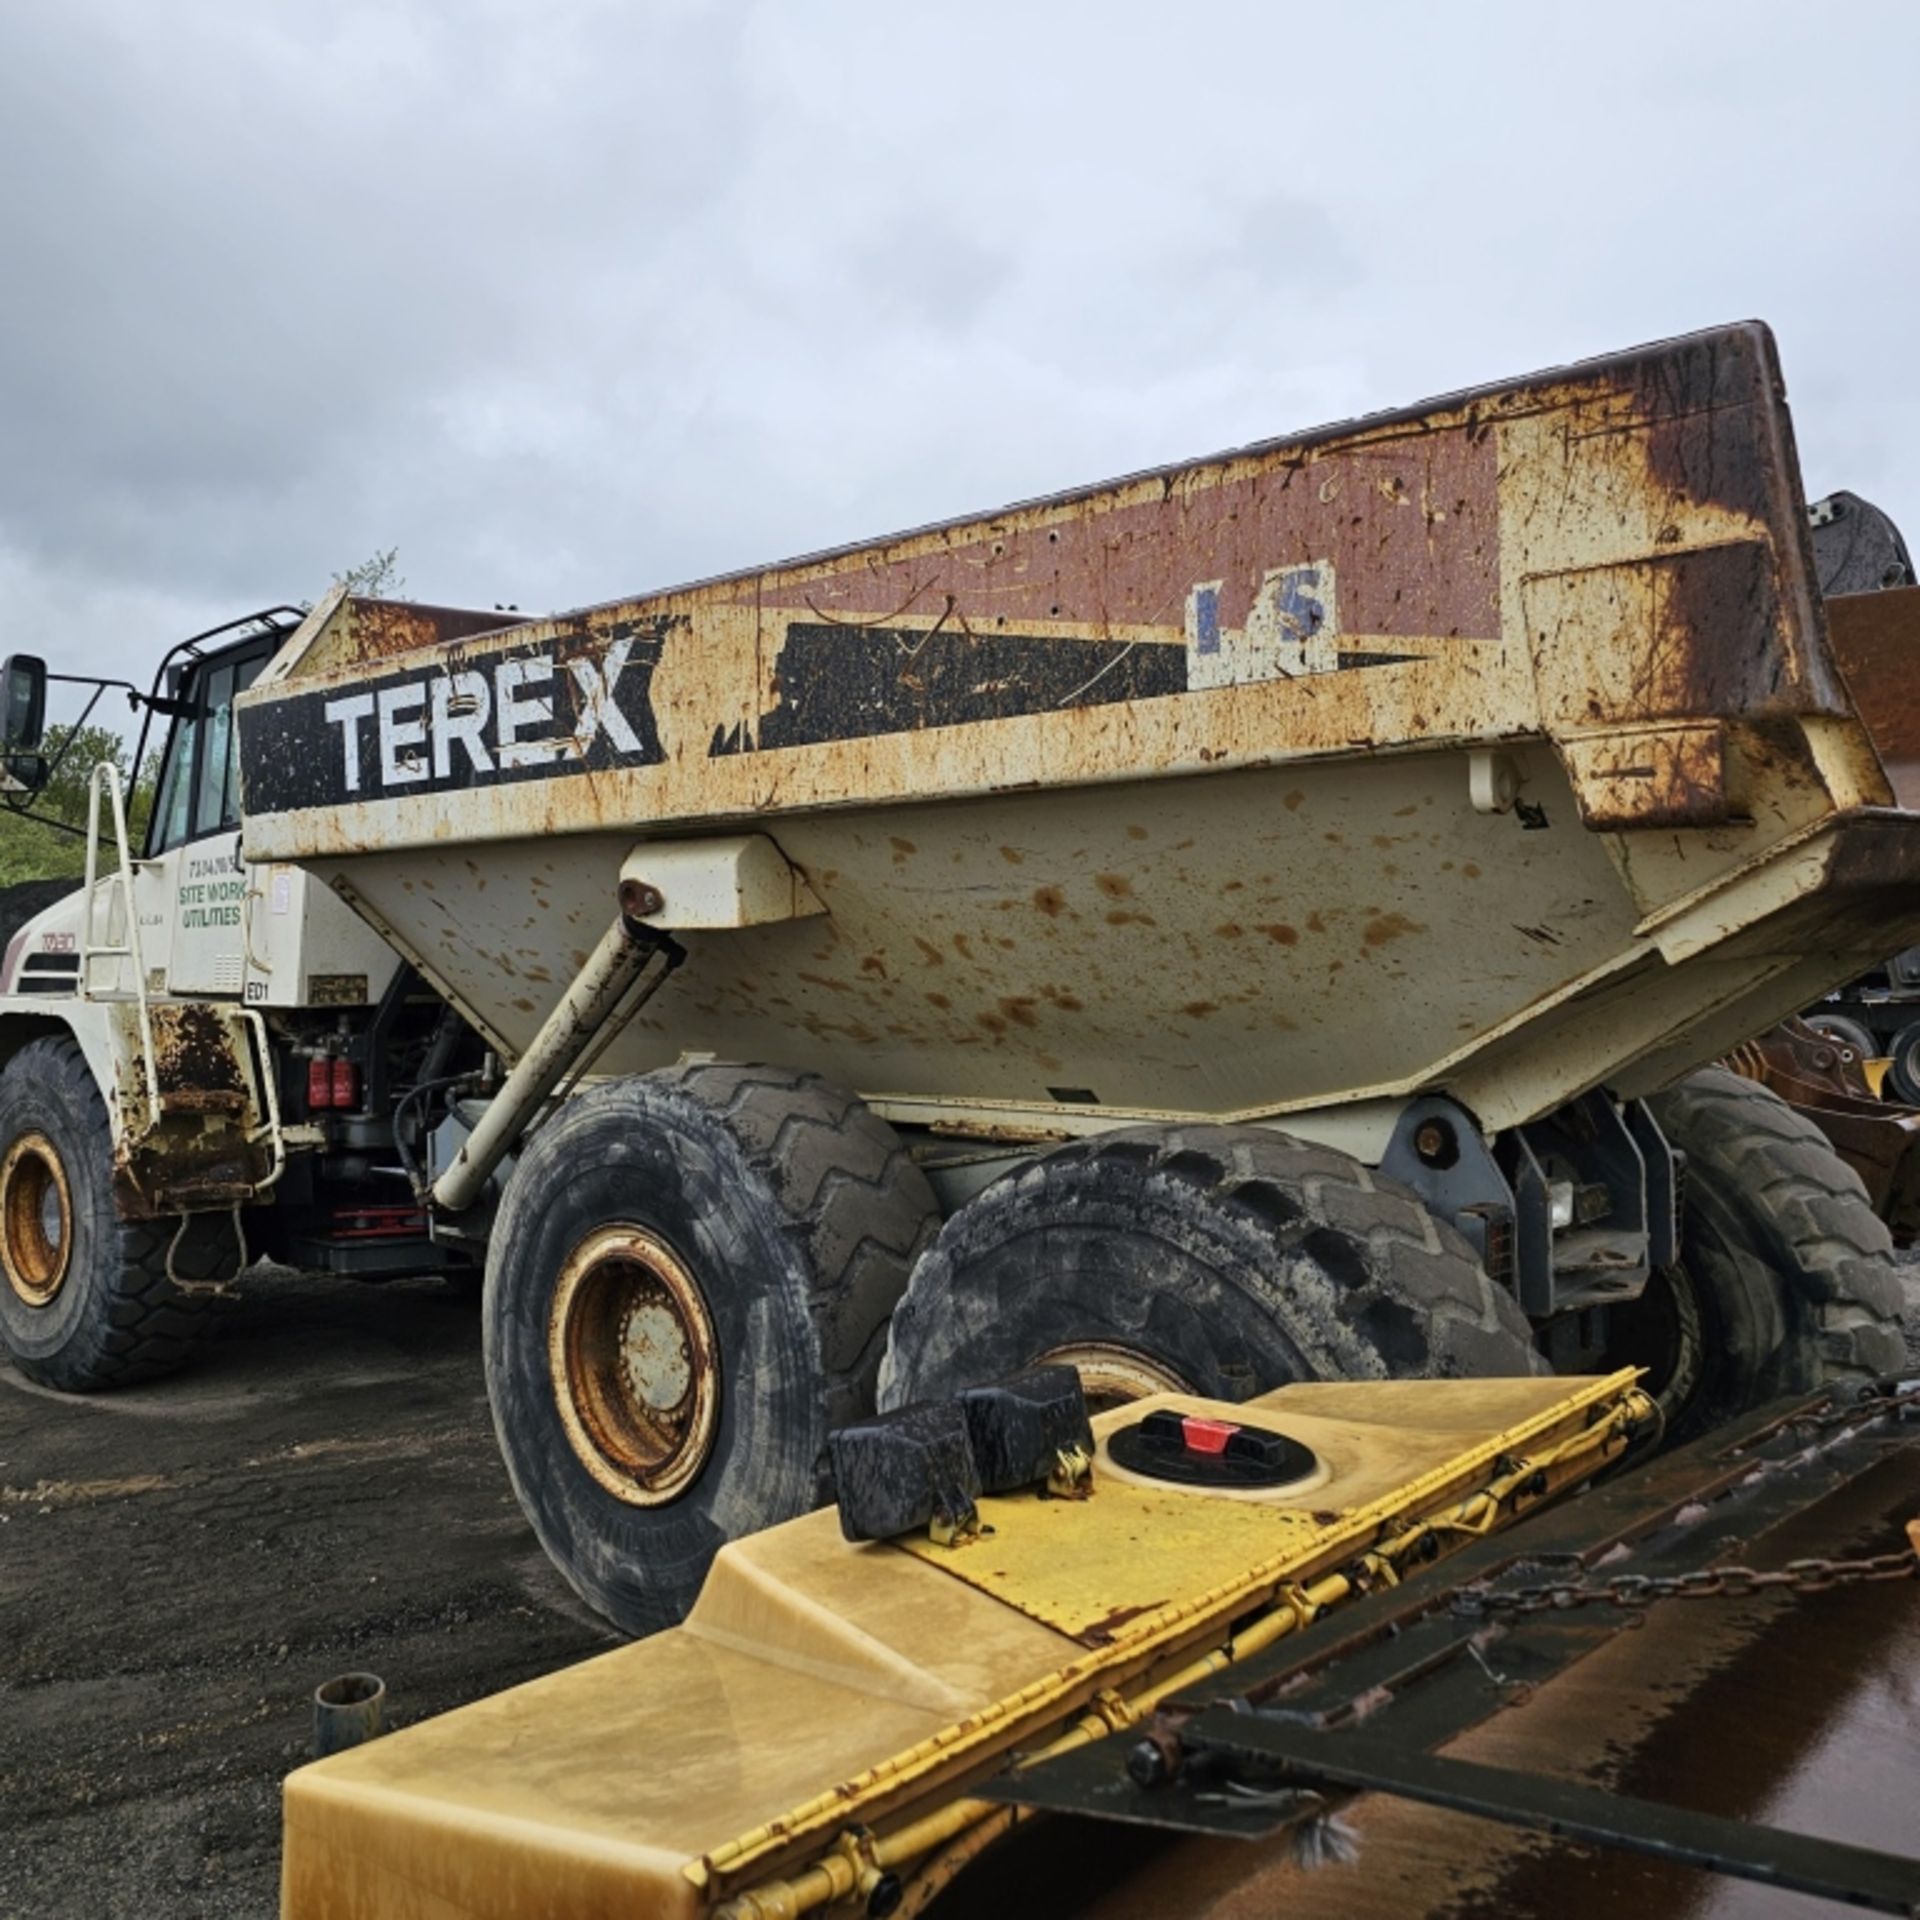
xmin=333 ymin=548 xmax=407 ymax=598
xmin=0 ymin=724 xmax=157 ymax=886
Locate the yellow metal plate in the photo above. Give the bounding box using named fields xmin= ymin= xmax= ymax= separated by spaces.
xmin=897 ymin=1378 xmax=1633 ymax=1644
xmin=898 ymin=1478 xmax=1334 ymax=1644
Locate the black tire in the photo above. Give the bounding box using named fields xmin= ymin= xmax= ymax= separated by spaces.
xmin=1616 ymin=1067 xmax=1908 ymax=1439
xmin=1885 ymin=1019 xmax=1920 ymax=1106
xmin=878 ymin=1124 xmax=1543 ymax=1410
xmin=484 ymin=1063 xmax=938 ymax=1637
xmin=1802 ymin=1013 xmax=1879 ymax=1074
xmin=0 ymin=1034 xmax=235 ymax=1390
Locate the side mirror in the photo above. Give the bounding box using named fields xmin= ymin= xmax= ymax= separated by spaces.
xmin=1 ymin=654 xmax=47 ymax=753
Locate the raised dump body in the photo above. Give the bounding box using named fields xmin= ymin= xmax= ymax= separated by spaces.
xmin=239 ymin=323 xmax=1920 ymax=1149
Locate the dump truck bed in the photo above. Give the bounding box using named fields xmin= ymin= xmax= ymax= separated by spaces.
xmin=236 ymin=324 xmax=1920 ymax=1140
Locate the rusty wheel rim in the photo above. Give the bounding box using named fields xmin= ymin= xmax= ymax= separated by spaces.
xmin=548 ymin=1226 xmax=721 ymax=1507
xmin=1 ymin=1132 xmax=74 ymax=1309
xmin=1036 ymin=1340 xmax=1191 ymax=1415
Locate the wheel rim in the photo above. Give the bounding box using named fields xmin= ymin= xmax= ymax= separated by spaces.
xmin=1036 ymin=1340 xmax=1192 ymax=1414
xmin=547 ymin=1226 xmax=721 ymax=1507
xmin=1 ymin=1132 xmax=74 ymax=1309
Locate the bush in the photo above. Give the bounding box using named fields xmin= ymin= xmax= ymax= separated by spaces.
xmin=0 ymin=726 xmax=157 ymax=886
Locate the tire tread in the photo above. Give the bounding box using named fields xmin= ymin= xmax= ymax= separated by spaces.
xmin=0 ymin=1034 xmax=231 ymax=1390
xmin=1650 ymin=1066 xmax=1904 ymax=1388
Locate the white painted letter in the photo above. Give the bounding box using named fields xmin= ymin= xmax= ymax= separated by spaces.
xmin=323 ymin=693 xmax=376 ymax=793
xmin=431 ymin=670 xmax=494 ymax=778
xmin=495 ymin=656 xmax=571 ymax=770
xmin=377 ymin=683 xmax=429 ymax=785
xmin=566 ymin=635 xmax=644 ymax=755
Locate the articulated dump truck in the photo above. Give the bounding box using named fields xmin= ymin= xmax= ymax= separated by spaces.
xmin=268 ymin=324 xmax=1920 ymax=1920
xmin=2 ymin=319 xmax=1914 ymax=1915
xmin=224 ymin=317 xmax=1920 ymax=1627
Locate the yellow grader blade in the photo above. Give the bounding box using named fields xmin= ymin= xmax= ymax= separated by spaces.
xmin=280 ymin=1372 xmax=1648 ymax=1920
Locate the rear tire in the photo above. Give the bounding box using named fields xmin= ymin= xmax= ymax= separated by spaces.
xmin=879 ymin=1124 xmax=1543 ymax=1410
xmin=1885 ymin=1020 xmax=1920 ymax=1105
xmin=484 ymin=1064 xmax=937 ymax=1637
xmin=1623 ymin=1067 xmax=1907 ymax=1439
xmin=0 ymin=1035 xmax=234 ymax=1390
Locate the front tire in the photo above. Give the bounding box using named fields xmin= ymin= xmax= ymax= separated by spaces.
xmin=0 ymin=1035 xmax=234 ymax=1390
xmin=879 ymin=1124 xmax=1543 ymax=1411
xmin=483 ymin=1064 xmax=937 ymax=1637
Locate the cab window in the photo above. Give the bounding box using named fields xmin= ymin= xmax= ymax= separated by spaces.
xmin=146 ymin=647 xmax=272 ymax=855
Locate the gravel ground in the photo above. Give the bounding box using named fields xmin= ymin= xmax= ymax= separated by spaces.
xmin=4 ymin=1262 xmax=1917 ymax=1920
xmin=0 ymin=1271 xmax=617 ymax=1920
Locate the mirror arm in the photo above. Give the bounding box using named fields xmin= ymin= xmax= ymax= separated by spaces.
xmin=0 ymin=791 xmax=86 ymax=839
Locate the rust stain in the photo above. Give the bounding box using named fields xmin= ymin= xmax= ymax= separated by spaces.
xmin=1256 ymin=923 xmax=1299 ymax=946
xmin=796 ymin=971 xmax=856 ymax=996
xmin=1078 ymin=1599 xmax=1166 ymax=1647
xmin=1829 ymin=587 xmax=1920 ymax=807
xmin=1032 ymin=886 xmax=1067 ymax=918
xmin=1094 ymin=873 xmax=1134 ymax=899
xmin=1363 ymin=911 xmax=1423 ymax=948
xmin=329 ymin=597 xmax=509 ymax=668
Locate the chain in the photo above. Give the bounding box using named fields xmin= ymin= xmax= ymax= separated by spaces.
xmin=1451 ymin=1548 xmax=1918 ymax=1620
xmin=1776 ymin=1382 xmax=1919 ymax=1436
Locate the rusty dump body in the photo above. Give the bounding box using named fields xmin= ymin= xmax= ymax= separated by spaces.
xmin=237 ymin=323 xmax=1920 ymax=1149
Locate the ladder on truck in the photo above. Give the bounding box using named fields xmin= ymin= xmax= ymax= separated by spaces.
xmin=79 ymin=760 xmax=285 ymax=1192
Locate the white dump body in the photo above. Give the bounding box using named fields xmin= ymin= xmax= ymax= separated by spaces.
xmin=236 ymin=325 xmax=1920 ymax=1146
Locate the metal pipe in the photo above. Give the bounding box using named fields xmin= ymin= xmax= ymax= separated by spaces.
xmin=312 ymin=1672 xmax=386 ymax=1758
xmin=431 ymin=913 xmax=662 ymax=1214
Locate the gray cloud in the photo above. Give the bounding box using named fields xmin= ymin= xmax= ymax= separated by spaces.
xmin=2 ymin=0 xmax=1916 ymax=688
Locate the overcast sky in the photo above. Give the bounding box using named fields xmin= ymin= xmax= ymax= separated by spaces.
xmin=3 ymin=0 xmax=1917 ymax=686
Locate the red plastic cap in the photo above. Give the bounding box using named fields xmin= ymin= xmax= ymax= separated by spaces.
xmin=1179 ymin=1416 xmax=1240 ymax=1456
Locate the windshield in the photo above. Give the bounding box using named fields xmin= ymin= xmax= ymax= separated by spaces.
xmin=146 ymin=648 xmax=270 ymax=855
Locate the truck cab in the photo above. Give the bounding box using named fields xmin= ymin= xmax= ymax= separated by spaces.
xmin=0 ymin=600 xmax=494 ymax=1392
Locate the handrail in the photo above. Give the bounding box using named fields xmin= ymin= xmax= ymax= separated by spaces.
xmin=81 ymin=761 xmax=162 ymax=1131
xmin=239 ymin=1008 xmax=288 ymax=1192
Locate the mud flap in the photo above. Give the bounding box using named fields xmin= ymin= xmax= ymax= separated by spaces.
xmin=105 ymin=1001 xmax=276 ymax=1218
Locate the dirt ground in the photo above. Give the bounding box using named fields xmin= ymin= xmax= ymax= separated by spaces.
xmin=5 ymin=1268 xmax=1917 ymax=1920
xmin=0 ymin=1271 xmax=618 ymax=1920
